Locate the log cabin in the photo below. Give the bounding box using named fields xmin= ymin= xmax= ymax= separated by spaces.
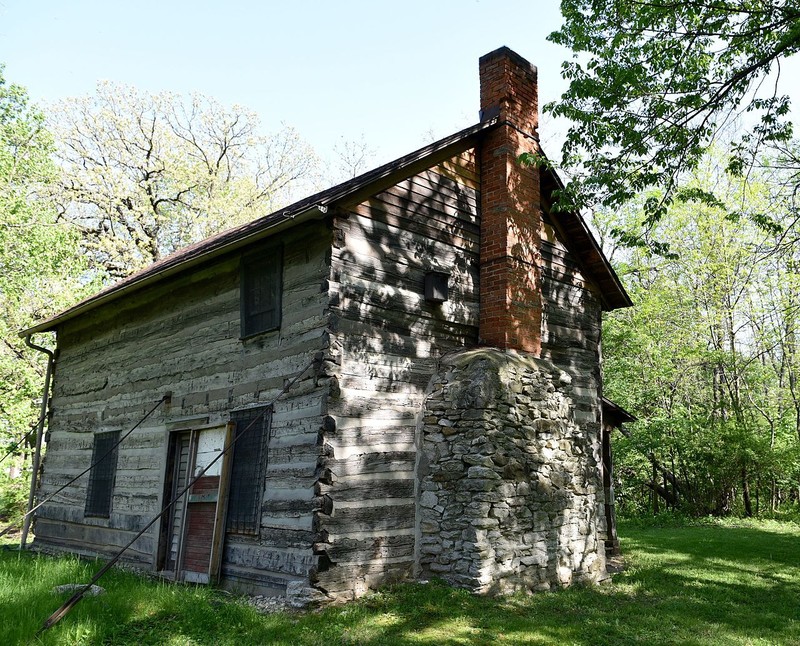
xmin=23 ymin=47 xmax=632 ymax=603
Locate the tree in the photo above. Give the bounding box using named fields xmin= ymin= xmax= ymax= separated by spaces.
xmin=49 ymin=84 xmax=321 ymax=278
xmin=0 ymin=67 xmax=84 ymax=516
xmin=603 ymin=151 xmax=800 ymax=516
xmin=533 ymin=0 xmax=800 ymax=240
xmin=331 ymin=135 xmax=376 ymax=181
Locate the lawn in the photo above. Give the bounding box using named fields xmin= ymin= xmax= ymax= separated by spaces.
xmin=1 ymin=519 xmax=798 ymax=645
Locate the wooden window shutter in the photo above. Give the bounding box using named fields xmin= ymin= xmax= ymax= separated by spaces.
xmin=226 ymin=406 xmax=271 ymax=534
xmin=84 ymin=431 xmax=120 ymax=518
xmin=241 ymin=247 xmax=283 ymax=338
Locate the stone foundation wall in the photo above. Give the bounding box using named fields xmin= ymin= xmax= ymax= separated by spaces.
xmin=416 ymin=348 xmax=606 ymax=593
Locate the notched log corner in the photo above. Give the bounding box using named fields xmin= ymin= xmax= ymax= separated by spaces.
xmin=321 ymin=415 xmax=337 ymax=434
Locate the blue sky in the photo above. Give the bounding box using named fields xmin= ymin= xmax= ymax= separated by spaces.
xmin=0 ymin=0 xmax=571 ymax=165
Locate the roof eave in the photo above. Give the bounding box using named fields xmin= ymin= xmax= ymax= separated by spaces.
xmin=540 ymin=166 xmax=633 ymax=311
xmin=602 ymin=396 xmax=637 ymax=430
xmin=21 ymin=205 xmax=327 ymax=336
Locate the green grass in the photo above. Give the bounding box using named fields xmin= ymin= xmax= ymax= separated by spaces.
xmin=1 ymin=519 xmax=799 ymax=645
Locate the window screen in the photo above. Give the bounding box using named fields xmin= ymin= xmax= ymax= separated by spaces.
xmin=227 ymin=406 xmax=271 ymax=534
xmin=85 ymin=431 xmax=120 ymax=518
xmin=241 ymin=248 xmax=282 ymax=337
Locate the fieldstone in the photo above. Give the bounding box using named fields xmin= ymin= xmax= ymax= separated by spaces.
xmin=462 ymin=454 xmax=493 ymax=467
xmin=466 ymin=466 xmax=501 ymax=480
xmin=417 ymin=348 xmax=606 ymax=594
xmin=471 ymin=516 xmax=499 ymax=529
xmin=463 ymin=478 xmax=499 ymax=492
xmin=419 ymin=490 xmax=438 ymax=509
xmin=428 ymin=562 xmax=453 ymax=573
xmin=52 ymin=584 xmax=105 ymax=597
xmin=491 ymin=509 xmax=511 ymax=524
xmin=286 ymin=581 xmax=328 ymax=608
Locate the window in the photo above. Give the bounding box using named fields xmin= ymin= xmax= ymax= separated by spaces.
xmin=240 ymin=248 xmax=283 ymax=337
xmin=85 ymin=431 xmax=120 ymax=518
xmin=227 ymin=406 xmax=271 ymax=534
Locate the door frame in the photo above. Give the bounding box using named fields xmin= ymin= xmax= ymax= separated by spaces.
xmin=156 ymin=422 xmax=234 ymax=583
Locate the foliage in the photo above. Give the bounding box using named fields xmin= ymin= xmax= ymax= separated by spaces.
xmin=0 ymin=67 xmax=86 ymax=485
xmin=603 ymin=151 xmax=800 ymax=516
xmin=49 ymin=84 xmax=320 ymax=278
xmin=0 ymin=470 xmax=27 ymax=520
xmin=532 ymin=0 xmax=800 ymax=245
xmin=0 ymin=521 xmax=798 ymax=644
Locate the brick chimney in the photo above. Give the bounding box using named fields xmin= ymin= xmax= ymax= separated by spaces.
xmin=478 ymin=47 xmax=543 ymax=355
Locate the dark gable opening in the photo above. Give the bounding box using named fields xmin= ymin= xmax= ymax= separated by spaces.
xmin=240 ymin=246 xmax=283 ymax=338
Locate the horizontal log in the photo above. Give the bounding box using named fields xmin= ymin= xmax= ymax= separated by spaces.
xmin=33 ymin=530 xmax=153 ymax=565
xmin=332 ymin=426 xmax=415 ymax=448
xmin=226 ymin=527 xmax=317 ymax=550
xmin=336 ymin=281 xmax=478 ymax=329
xmin=319 ymin=503 xmax=415 ymax=535
xmin=373 ymin=187 xmax=480 ymax=233
xmin=385 ymin=174 xmax=479 ymax=219
xmin=223 ymin=542 xmax=317 ymax=577
xmin=400 ymin=163 xmax=479 ymax=200
xmin=313 ymin=559 xmax=413 ymax=593
xmin=342 ymin=209 xmax=479 ymax=261
xmin=317 ymin=478 xmax=414 ymax=503
xmin=334 ymin=313 xmax=477 ymax=355
xmin=331 ymin=260 xmax=479 ymax=307
xmin=326 ymin=452 xmax=415 ymax=477
xmin=33 ymin=517 xmax=155 ymax=556
xmin=320 ymin=533 xmax=415 ymax=563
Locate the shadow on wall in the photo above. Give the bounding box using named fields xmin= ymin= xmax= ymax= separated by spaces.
xmin=312 ymin=155 xmax=482 ymax=599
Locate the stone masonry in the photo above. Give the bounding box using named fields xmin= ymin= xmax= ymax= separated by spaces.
xmin=415 ymin=348 xmax=607 ymax=593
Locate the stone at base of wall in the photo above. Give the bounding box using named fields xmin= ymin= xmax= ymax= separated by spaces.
xmin=286 ymin=579 xmax=330 ymax=608
xmin=416 ymin=347 xmax=607 ymax=593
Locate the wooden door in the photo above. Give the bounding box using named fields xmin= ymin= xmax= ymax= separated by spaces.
xmin=158 ymin=424 xmax=233 ymax=583
xmin=160 ymin=431 xmax=192 ymax=574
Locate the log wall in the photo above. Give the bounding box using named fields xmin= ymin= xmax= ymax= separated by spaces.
xmin=539 ymin=213 xmax=606 ymax=552
xmin=34 ymin=221 xmax=332 ymax=594
xmin=314 ymin=150 xmax=481 ymax=600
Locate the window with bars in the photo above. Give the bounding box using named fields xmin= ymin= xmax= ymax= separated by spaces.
xmin=84 ymin=430 xmax=120 ymax=518
xmin=240 ymin=248 xmax=283 ymax=338
xmin=227 ymin=406 xmax=271 ymax=534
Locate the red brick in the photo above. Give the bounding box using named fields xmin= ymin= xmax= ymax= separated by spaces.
xmin=479 ymin=48 xmax=542 ymax=355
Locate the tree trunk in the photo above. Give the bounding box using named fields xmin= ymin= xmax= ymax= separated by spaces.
xmin=652 ymin=462 xmax=660 ymax=514
xmin=771 ymin=478 xmax=777 ymax=512
xmin=741 ymin=467 xmax=753 ymax=517
xmin=755 ymin=476 xmax=760 ymax=516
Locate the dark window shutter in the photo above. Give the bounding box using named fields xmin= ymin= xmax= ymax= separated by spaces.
xmin=226 ymin=406 xmax=271 ymax=534
xmin=241 ymin=249 xmax=282 ymax=337
xmin=85 ymin=431 xmax=120 ymax=518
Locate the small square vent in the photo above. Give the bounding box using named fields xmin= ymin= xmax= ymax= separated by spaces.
xmin=424 ymin=271 xmax=450 ymax=304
